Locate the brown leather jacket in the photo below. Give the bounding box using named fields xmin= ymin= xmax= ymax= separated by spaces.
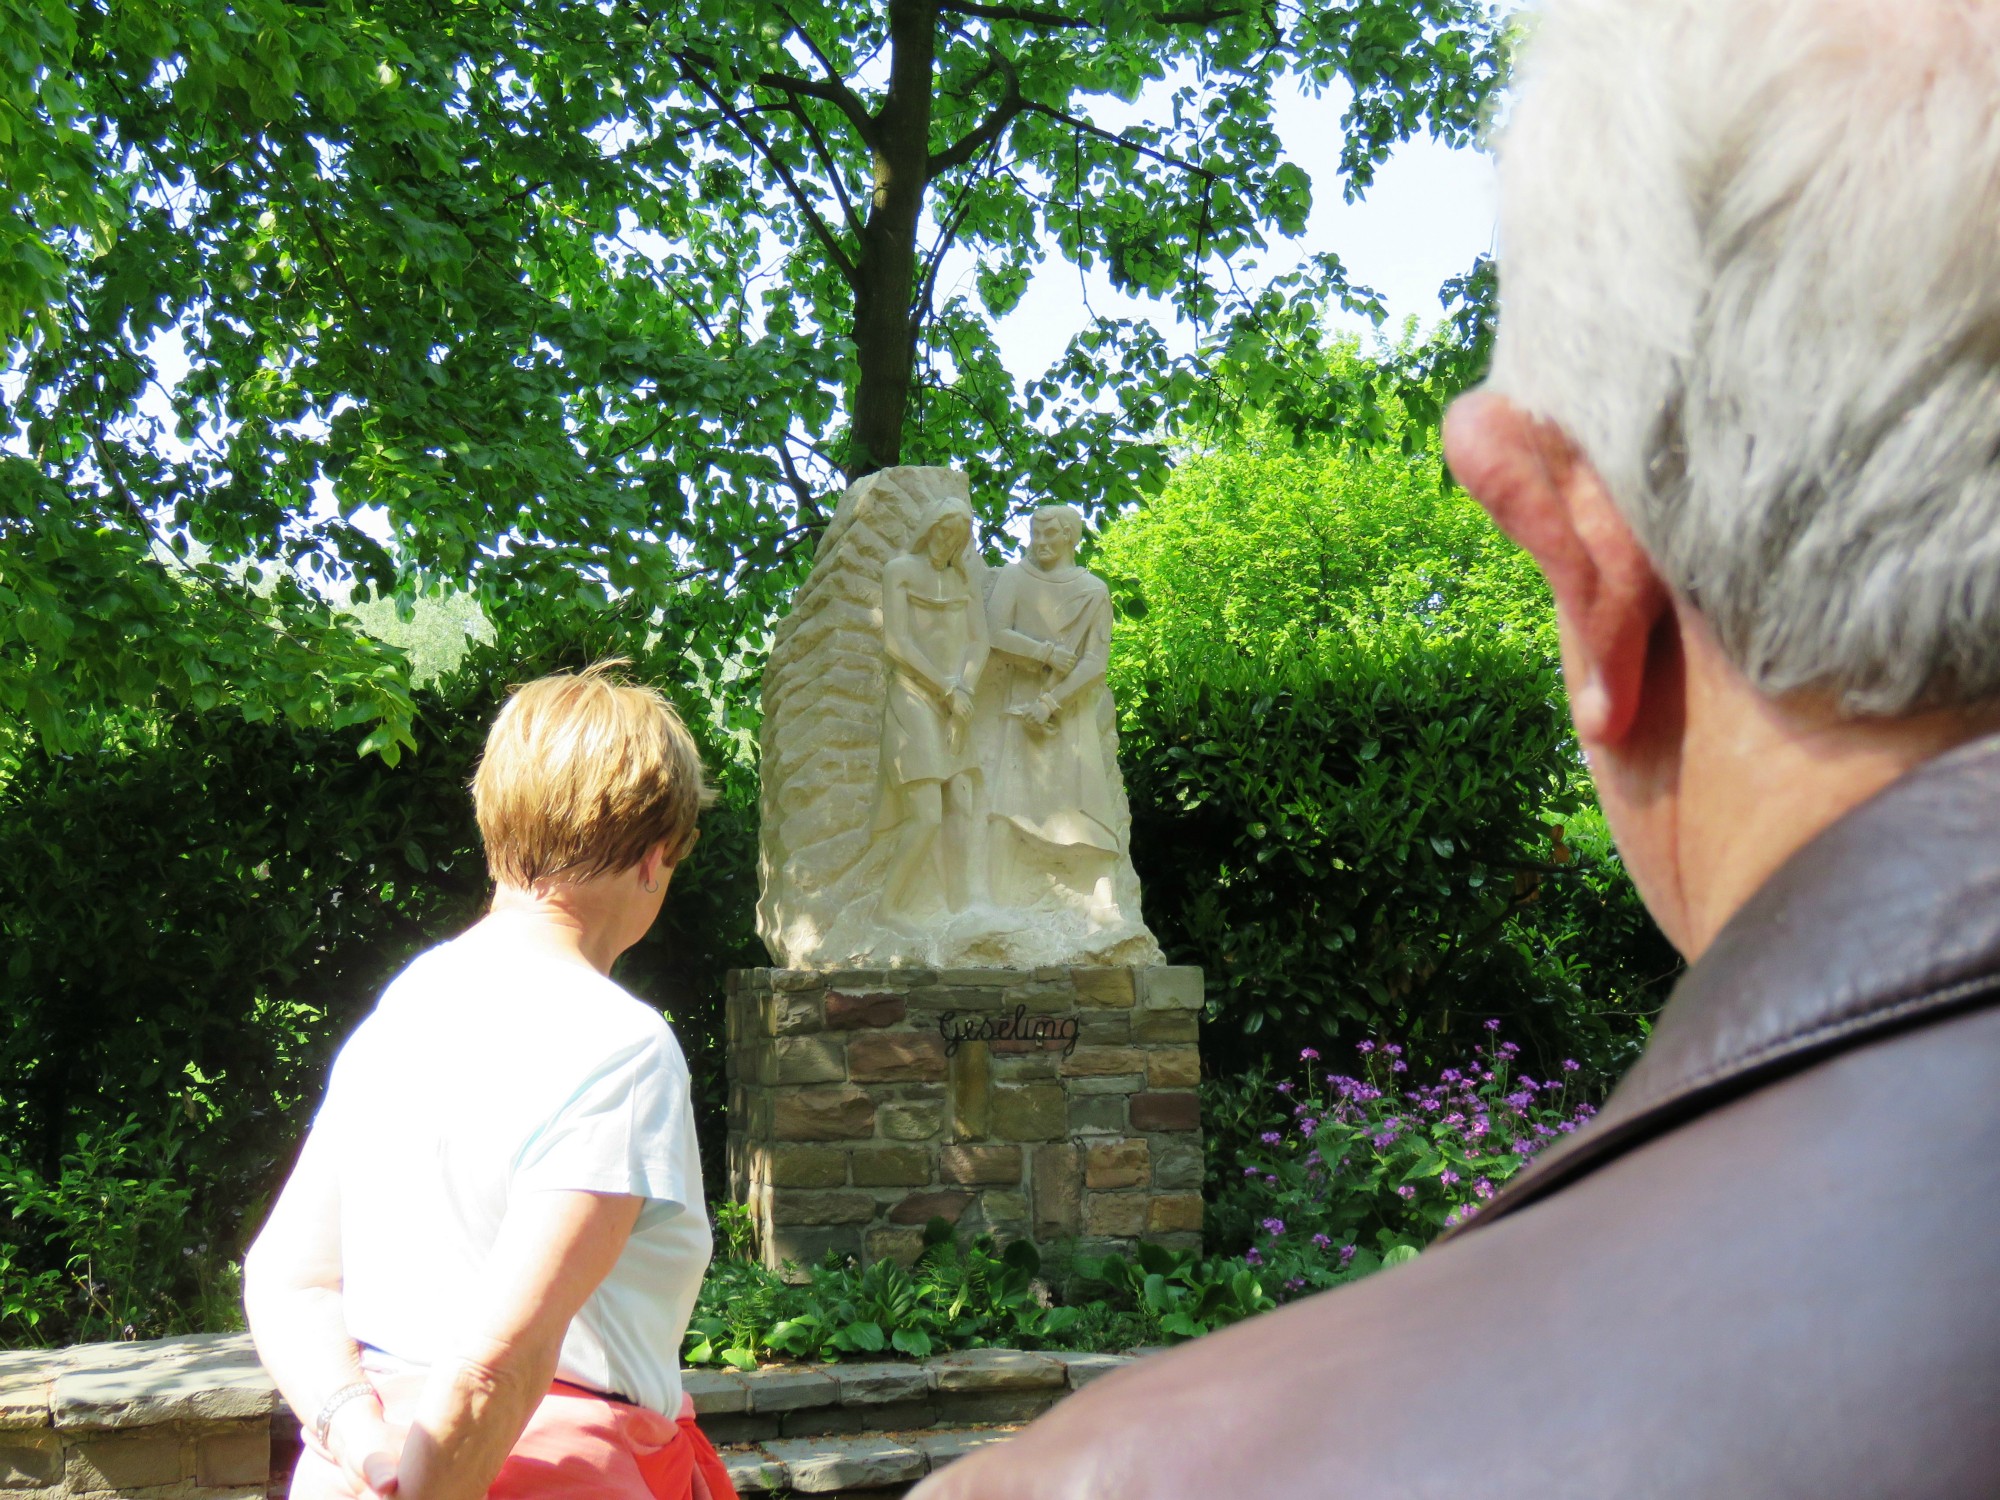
xmin=921 ymin=737 xmax=2000 ymax=1499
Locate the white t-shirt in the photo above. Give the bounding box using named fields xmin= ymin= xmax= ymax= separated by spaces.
xmin=309 ymin=929 xmax=711 ymax=1416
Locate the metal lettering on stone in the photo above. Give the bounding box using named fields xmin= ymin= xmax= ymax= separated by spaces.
xmin=757 ymin=466 xmax=1162 ymax=970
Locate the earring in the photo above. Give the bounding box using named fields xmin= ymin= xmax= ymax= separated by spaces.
xmin=643 ymin=876 xmax=661 ymax=893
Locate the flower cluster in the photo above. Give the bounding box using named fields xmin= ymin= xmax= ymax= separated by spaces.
xmin=1213 ymin=1029 xmax=1598 ymax=1301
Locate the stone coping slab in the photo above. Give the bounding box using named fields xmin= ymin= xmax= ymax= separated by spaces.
xmin=1 ymin=1334 xmax=1135 ymax=1430
xmin=727 ymin=1424 xmax=1030 ymax=1495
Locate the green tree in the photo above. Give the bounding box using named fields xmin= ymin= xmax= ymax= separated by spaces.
xmin=1100 ymin=395 xmax=1677 ymax=1081
xmin=3 ymin=0 xmax=1504 ymax=750
xmin=1095 ymin=374 xmax=1552 ymax=683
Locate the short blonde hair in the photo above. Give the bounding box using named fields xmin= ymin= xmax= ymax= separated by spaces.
xmin=472 ymin=661 xmax=711 ymax=887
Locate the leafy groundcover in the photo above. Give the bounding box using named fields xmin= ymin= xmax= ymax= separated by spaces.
xmin=686 ymin=1026 xmax=1594 ymax=1367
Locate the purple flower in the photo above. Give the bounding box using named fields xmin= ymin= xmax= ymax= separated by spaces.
xmin=1298 ymin=1118 xmax=1318 ymax=1137
xmin=1338 ymin=1244 xmax=1358 ymax=1266
xmin=1440 ymin=1069 xmax=1462 ymax=1083
xmin=1384 ymin=1044 xmax=1403 ymax=1058
xmin=1440 ymin=1169 xmax=1460 ymax=1185
xmin=1243 ymin=1165 xmax=1259 ymax=1177
xmin=1357 ymin=1040 xmax=1377 ymax=1055
xmin=1261 ymin=1131 xmax=1282 ymax=1145
xmin=1484 ymin=1018 xmax=1502 ymax=1032
xmin=1300 ymin=1047 xmax=1320 ymax=1062
xmin=1562 ymin=1059 xmax=1581 ymax=1073
xmin=1311 ymin=1232 xmax=1332 ymax=1250
xmin=1265 ymin=1173 xmax=1279 ymax=1186
xmin=1261 ymin=1217 xmax=1286 ymax=1237
xmin=1473 ymin=1178 xmax=1495 ymax=1200
xmin=1245 ymin=1247 xmax=1263 ymax=1266
xmin=1497 ymin=1041 xmax=1520 ymax=1060
xmin=1391 ymin=1060 xmax=1408 ymax=1074
xmin=1275 ymin=1082 xmax=1293 ymax=1096
xmin=1395 ymin=1184 xmax=1416 ymax=1200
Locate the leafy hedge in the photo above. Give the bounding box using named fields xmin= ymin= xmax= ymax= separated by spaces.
xmin=1122 ymin=631 xmax=1674 ymax=1085
xmin=0 ymin=614 xmax=762 ymax=1345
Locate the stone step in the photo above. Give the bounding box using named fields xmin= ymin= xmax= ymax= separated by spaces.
xmin=724 ymin=1423 xmax=1024 ymax=1495
xmin=686 ymin=1347 xmax=1135 ymax=1446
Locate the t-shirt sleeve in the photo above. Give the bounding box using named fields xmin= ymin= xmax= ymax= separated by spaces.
xmin=510 ymin=1029 xmax=693 ymax=1210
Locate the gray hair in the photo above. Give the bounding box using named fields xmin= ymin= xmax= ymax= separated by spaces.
xmin=1488 ymin=0 xmax=2000 ymax=714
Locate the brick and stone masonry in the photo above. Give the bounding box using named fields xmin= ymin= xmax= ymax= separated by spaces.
xmin=726 ymin=966 xmax=1205 ymax=1270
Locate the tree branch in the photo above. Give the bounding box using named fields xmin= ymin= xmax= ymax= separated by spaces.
xmin=914 ymin=139 xmax=1005 ymax=328
xmin=1023 ymin=101 xmax=1223 ymax=181
xmin=928 ymin=52 xmax=1026 ymax=179
xmin=936 ymin=0 xmax=1093 ymax=28
xmin=776 ymin=435 xmax=830 ymax=531
xmin=753 ymin=71 xmax=881 ymax=152
xmin=672 ymin=54 xmax=859 ymax=287
xmin=772 ymin=96 xmax=864 ymax=234
xmin=935 ymin=0 xmax=1247 ymax=26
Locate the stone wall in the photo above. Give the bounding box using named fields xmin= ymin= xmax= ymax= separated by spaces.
xmin=726 ymin=966 xmax=1204 ymax=1270
xmin=0 ymin=1335 xmax=291 ymax=1499
xmin=0 ymin=1336 xmax=1134 ymax=1499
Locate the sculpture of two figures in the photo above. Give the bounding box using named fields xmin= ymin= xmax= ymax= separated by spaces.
xmin=757 ymin=467 xmax=1159 ymax=970
xmin=875 ymin=497 xmax=1121 ymax=930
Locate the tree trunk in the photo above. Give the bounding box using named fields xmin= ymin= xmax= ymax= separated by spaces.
xmin=845 ymin=0 xmax=937 ymax=481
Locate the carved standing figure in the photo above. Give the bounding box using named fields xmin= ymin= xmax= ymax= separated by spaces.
xmin=985 ymin=504 xmax=1121 ymax=918
xmin=873 ymin=494 xmax=990 ymax=920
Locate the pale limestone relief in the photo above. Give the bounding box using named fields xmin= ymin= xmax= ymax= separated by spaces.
xmin=756 ymin=466 xmax=1161 ymax=970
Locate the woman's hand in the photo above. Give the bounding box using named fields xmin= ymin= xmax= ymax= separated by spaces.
xmin=326 ymin=1399 xmax=403 ymax=1498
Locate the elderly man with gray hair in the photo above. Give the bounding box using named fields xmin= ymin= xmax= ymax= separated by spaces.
xmin=918 ymin=1 xmax=2000 ymax=1495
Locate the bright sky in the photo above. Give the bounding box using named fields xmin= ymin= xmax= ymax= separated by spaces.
xmin=968 ymin=77 xmax=1500 ymax=385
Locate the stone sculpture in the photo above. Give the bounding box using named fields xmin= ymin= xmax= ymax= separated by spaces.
xmin=757 ymin=466 xmax=1160 ymax=969
xmin=875 ymin=493 xmax=990 ymax=921
xmin=985 ymin=506 xmax=1120 ymax=920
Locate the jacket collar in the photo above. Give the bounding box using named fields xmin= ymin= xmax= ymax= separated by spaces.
xmin=1469 ymin=731 xmax=2000 ymax=1228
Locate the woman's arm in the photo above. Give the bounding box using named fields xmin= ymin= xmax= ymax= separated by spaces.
xmin=394 ymin=1189 xmax=643 ymax=1500
xmin=244 ymin=1133 xmax=401 ymax=1498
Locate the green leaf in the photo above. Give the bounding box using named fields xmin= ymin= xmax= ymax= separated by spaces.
xmin=845 ymin=1320 xmax=886 ymax=1352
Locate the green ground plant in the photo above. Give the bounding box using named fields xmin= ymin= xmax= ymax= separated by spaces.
xmin=683 ymin=1215 xmax=1090 ymax=1369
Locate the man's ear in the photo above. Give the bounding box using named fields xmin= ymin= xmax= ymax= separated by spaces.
xmin=1443 ymin=390 xmax=1671 ymax=745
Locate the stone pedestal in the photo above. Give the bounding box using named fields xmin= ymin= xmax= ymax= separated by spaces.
xmin=726 ymin=966 xmax=1205 ymax=1271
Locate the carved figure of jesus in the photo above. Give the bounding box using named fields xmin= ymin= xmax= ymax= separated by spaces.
xmin=874 ymin=496 xmax=990 ymax=919
xmin=985 ymin=504 xmax=1121 ymax=917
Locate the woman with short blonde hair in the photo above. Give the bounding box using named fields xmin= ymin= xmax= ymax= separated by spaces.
xmin=246 ymin=661 xmax=734 ymax=1500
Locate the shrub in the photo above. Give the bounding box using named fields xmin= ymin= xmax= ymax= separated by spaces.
xmin=1122 ymin=631 xmax=1669 ymax=1084
xmin=1205 ymin=1029 xmax=1596 ymax=1288
xmin=0 ymin=613 xmax=760 ymax=1344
